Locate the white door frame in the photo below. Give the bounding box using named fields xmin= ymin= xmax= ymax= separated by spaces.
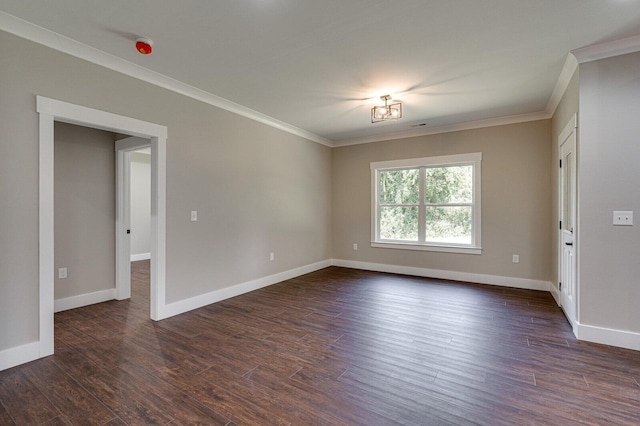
xmin=37 ymin=96 xmax=167 ymax=359
xmin=115 ymin=137 xmax=152 ymax=301
xmin=558 ymin=113 xmax=578 ymax=331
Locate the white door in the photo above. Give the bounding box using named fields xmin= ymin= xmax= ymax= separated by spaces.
xmin=558 ymin=115 xmax=577 ymax=328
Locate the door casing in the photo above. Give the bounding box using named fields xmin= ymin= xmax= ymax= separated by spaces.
xmin=37 ymin=96 xmax=167 ymax=360
xmin=558 ymin=113 xmax=578 ymax=332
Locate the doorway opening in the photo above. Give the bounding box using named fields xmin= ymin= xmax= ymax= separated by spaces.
xmin=115 ymin=137 xmax=152 ymax=302
xmin=38 ymin=96 xmax=167 ymax=360
xmin=126 ymin=147 xmax=153 ymax=309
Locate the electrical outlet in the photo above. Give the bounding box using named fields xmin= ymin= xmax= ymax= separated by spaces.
xmin=353 ymin=243 xmax=358 ymax=250
xmin=58 ymin=267 xmax=67 ymax=279
xmin=613 ymin=211 xmax=633 ymax=226
xmin=190 ymin=210 xmax=198 ymax=222
xmin=270 ymin=252 xmax=275 ymax=261
xmin=512 ymin=254 xmax=520 ymax=264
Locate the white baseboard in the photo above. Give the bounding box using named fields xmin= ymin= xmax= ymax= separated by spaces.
xmin=131 ymin=252 xmax=151 ymax=261
xmin=549 ymin=283 xmax=561 ymax=306
xmin=575 ymin=322 xmax=640 ymax=351
xmin=331 ymin=259 xmax=551 ymax=292
xmin=0 ymin=341 xmax=41 ymax=371
xmin=6 ymin=259 xmax=638 ymax=373
xmin=54 ymin=288 xmax=117 ymax=313
xmin=160 ymin=259 xmax=332 ymax=319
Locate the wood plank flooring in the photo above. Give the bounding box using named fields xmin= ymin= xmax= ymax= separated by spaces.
xmin=2 ymin=262 xmax=640 ymax=425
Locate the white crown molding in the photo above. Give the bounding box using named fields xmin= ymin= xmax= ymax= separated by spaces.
xmin=9 ymin=9 xmax=639 ymax=150
xmin=571 ymin=34 xmax=640 ymax=64
xmin=546 ymin=34 xmax=640 ymax=120
xmin=0 ymin=11 xmax=333 ymax=147
xmin=545 ymin=53 xmax=578 ymax=116
xmin=333 ymin=111 xmax=551 ymax=147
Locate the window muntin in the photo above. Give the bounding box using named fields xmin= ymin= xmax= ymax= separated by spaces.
xmin=371 ymin=153 xmax=481 ymax=254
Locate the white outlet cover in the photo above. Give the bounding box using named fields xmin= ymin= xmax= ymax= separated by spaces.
xmin=613 ymin=211 xmax=633 ymax=226
xmin=190 ymin=210 xmax=198 ymax=222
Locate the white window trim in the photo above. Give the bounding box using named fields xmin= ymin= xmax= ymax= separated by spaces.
xmin=371 ymin=152 xmax=482 ymax=255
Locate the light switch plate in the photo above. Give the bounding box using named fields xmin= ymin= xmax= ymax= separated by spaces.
xmin=613 ymin=211 xmax=633 ymax=226
xmin=190 ymin=210 xmax=198 ymax=222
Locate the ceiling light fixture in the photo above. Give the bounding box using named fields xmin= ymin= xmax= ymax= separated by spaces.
xmin=371 ymin=95 xmax=402 ymax=123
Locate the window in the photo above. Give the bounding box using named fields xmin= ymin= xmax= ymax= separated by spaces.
xmin=371 ymin=153 xmax=482 ymax=254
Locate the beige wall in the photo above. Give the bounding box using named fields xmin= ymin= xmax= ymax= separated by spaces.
xmin=550 ymin=68 xmax=579 ymax=290
xmin=54 ymin=122 xmax=116 ymax=300
xmin=0 ymin=30 xmax=332 ymax=352
xmin=332 ymin=120 xmax=552 ymax=281
xmin=578 ymin=52 xmax=640 ymax=332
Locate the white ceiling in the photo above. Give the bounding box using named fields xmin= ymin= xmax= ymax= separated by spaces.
xmin=2 ymin=0 xmax=640 ymax=144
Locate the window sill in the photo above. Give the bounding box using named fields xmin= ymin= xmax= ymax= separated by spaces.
xmin=371 ymin=241 xmax=482 ymax=255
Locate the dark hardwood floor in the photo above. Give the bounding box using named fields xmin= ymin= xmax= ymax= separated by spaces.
xmin=1 ymin=262 xmax=640 ymax=425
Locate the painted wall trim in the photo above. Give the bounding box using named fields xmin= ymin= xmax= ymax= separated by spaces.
xmin=131 ymin=252 xmax=151 ymax=262
xmin=37 ymin=96 xmax=168 ymax=371
xmin=54 ymin=289 xmax=117 ymax=313
xmin=0 ymin=11 xmax=565 ymax=149
xmin=545 ymin=53 xmax=578 ymax=116
xmin=0 ymin=341 xmax=41 ymax=372
xmin=38 ymin=97 xmax=167 ymax=139
xmin=572 ymin=34 xmax=640 ymax=64
xmin=5 ymin=257 xmax=639 ymax=370
xmin=549 ymin=284 xmax=561 ymax=307
xmin=1 ymin=259 xmax=331 ymax=371
xmin=331 ymin=259 xmax=640 ymax=352
xmin=334 ymin=111 xmax=551 ymax=147
xmin=575 ymin=322 xmax=640 ymax=352
xmin=0 ymin=11 xmax=331 ymax=147
xmin=331 ymin=259 xmax=551 ymax=292
xmin=161 ymin=260 xmax=332 ymax=319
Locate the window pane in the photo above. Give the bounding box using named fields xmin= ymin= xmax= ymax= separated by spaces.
xmin=425 ymin=165 xmax=472 ymax=204
xmin=425 ymin=206 xmax=472 ymax=244
xmin=379 ymin=169 xmax=419 ymax=204
xmin=380 ymin=206 xmax=418 ymax=240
